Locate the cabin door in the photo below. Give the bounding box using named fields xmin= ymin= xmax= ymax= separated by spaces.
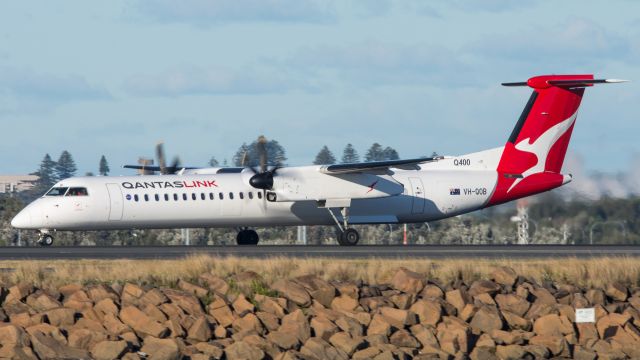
xmin=106 ymin=183 xmax=123 ymax=221
xmin=409 ymin=177 xmax=425 ymax=214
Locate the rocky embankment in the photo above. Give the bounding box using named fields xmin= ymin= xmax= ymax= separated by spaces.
xmin=0 ymin=267 xmax=639 ymax=359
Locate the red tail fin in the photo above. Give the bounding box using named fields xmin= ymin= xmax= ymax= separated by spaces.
xmin=488 ymin=74 xmax=596 ymax=205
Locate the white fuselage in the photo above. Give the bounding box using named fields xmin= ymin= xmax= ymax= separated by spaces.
xmin=12 ymin=73 xmax=622 ymax=243
xmin=12 ymin=148 xmax=514 ymax=231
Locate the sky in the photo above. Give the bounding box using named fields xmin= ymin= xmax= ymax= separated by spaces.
xmin=1 ymin=0 xmax=638 ymax=176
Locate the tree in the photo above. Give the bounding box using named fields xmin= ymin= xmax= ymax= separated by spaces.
xmin=55 ymin=151 xmax=77 ymax=180
xmin=33 ymin=154 xmax=57 ymax=193
xmin=208 ymin=157 xmax=220 ymax=167
xmin=364 ymin=143 xmax=385 ymax=162
xmin=341 ymin=144 xmax=359 ymax=163
xmin=232 ymin=143 xmax=251 ymax=167
xmin=313 ymin=145 xmax=336 ymax=165
xmin=382 ymin=146 xmax=400 ymax=160
xmin=233 ymin=138 xmax=287 ymax=167
xmin=364 ymin=143 xmax=400 ymax=162
xmin=268 ymin=140 xmax=287 ymax=166
xmin=98 ymin=155 xmax=110 ymax=176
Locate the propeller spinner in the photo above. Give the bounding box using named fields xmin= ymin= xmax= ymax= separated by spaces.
xmin=248 ymin=135 xmax=279 ymax=191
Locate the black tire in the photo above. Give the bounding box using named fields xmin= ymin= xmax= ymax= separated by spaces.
xmin=246 ymin=229 xmax=259 ymax=245
xmin=335 ymin=230 xmax=346 ymax=245
xmin=340 ymin=228 xmax=360 ymax=246
xmin=237 ymin=230 xmax=259 ymax=245
xmin=236 ymin=230 xmax=248 ymax=245
xmin=41 ymin=235 xmax=53 ymax=247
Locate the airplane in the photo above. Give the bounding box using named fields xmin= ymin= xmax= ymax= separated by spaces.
xmin=11 ymin=74 xmax=627 ymax=246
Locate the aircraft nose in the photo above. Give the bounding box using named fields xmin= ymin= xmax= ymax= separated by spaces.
xmin=11 ymin=209 xmax=32 ymax=229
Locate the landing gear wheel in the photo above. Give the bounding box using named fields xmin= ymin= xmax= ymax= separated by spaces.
xmin=40 ymin=235 xmax=54 ymax=247
xmin=339 ymin=228 xmax=360 ymax=246
xmin=236 ymin=230 xmax=259 ymax=245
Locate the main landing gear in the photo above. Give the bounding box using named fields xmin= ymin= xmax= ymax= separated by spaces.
xmin=338 ymin=228 xmax=360 ymax=246
xmin=38 ymin=231 xmax=54 ymax=247
xmin=236 ymin=229 xmax=259 ymax=245
xmin=327 ymin=206 xmax=360 ymax=246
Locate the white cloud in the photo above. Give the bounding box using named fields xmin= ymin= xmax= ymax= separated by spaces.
xmin=447 ymin=0 xmax=538 ymax=13
xmin=124 ymin=65 xmax=311 ymax=97
xmin=123 ymin=41 xmax=481 ymax=99
xmin=134 ymin=0 xmax=337 ymax=25
xmin=350 ymin=0 xmax=535 ymax=18
xmin=287 ymin=41 xmax=477 ymax=87
xmin=472 ymin=19 xmax=630 ymax=66
xmin=349 ymin=0 xmax=394 ymax=17
xmin=0 ymin=67 xmax=111 ymax=117
xmin=0 ymin=67 xmax=110 ymax=101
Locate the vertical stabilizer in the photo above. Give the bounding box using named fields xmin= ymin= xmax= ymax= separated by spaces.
xmin=488 ymin=74 xmax=622 ymax=205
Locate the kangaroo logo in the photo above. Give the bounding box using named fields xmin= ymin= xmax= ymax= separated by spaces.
xmin=507 ymin=112 xmax=577 ymax=193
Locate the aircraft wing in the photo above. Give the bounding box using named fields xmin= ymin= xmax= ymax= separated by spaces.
xmin=122 ymin=165 xmax=200 ymax=172
xmin=123 ymin=165 xmax=247 ymax=174
xmin=319 ymin=156 xmax=443 ymax=175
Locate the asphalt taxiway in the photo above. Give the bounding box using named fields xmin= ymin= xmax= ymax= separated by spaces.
xmin=0 ymin=245 xmax=638 ymax=260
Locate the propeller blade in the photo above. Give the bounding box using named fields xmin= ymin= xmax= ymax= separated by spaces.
xmin=241 ymin=150 xmax=249 ymax=167
xmin=257 ymin=135 xmax=267 ymax=173
xmin=169 ymin=156 xmax=181 ymax=174
xmin=156 ymin=142 xmax=168 ymax=175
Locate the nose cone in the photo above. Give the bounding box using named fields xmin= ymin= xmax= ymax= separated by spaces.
xmin=11 ymin=209 xmax=32 ymax=229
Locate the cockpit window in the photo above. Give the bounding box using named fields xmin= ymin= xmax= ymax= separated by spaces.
xmin=66 ymin=187 xmax=88 ymax=196
xmin=45 ymin=187 xmax=69 ymax=196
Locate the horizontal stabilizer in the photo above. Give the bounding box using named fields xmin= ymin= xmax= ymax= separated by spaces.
xmin=501 ymin=82 xmax=528 ymax=87
xmin=548 ymin=79 xmax=629 ymax=86
xmin=320 ymin=156 xmax=443 ymax=175
xmin=502 ymin=75 xmax=629 ymax=89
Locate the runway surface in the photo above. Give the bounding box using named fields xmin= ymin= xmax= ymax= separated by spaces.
xmin=0 ymin=245 xmax=638 ymax=260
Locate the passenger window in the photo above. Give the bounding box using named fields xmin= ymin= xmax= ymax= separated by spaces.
xmin=154 ymin=194 xmax=159 ymax=201
xmin=192 ymin=193 xmax=196 ymax=200
xmin=201 ymin=193 xmax=205 ymax=200
xmin=144 ymin=194 xmax=149 ymax=201
xmin=239 ymin=192 xmax=244 ymax=199
xmin=174 ymin=194 xmax=178 ymax=201
xmin=164 ymin=194 xmax=169 ymax=201
xmin=229 ymin=192 xmax=234 ymax=200
xmin=219 ymin=192 xmax=224 ymax=200
xmin=183 ymin=193 xmax=187 ymax=201
xmin=134 ymin=194 xmax=139 ymax=202
xmin=209 ymin=193 xmax=214 ymax=200
xmin=257 ymin=192 xmax=263 ymax=199
xmin=248 ymin=192 xmax=253 ymax=199
xmin=67 ymin=187 xmax=88 ymax=196
xmin=45 ymin=187 xmax=69 ymax=196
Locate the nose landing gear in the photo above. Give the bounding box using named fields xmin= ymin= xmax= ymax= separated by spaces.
xmin=38 ymin=231 xmax=54 ymax=247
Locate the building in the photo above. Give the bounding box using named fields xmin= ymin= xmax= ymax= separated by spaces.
xmin=0 ymin=175 xmax=38 ymax=193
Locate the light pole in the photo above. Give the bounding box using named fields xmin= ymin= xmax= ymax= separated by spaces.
xmin=297 ymin=226 xmax=307 ymax=245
